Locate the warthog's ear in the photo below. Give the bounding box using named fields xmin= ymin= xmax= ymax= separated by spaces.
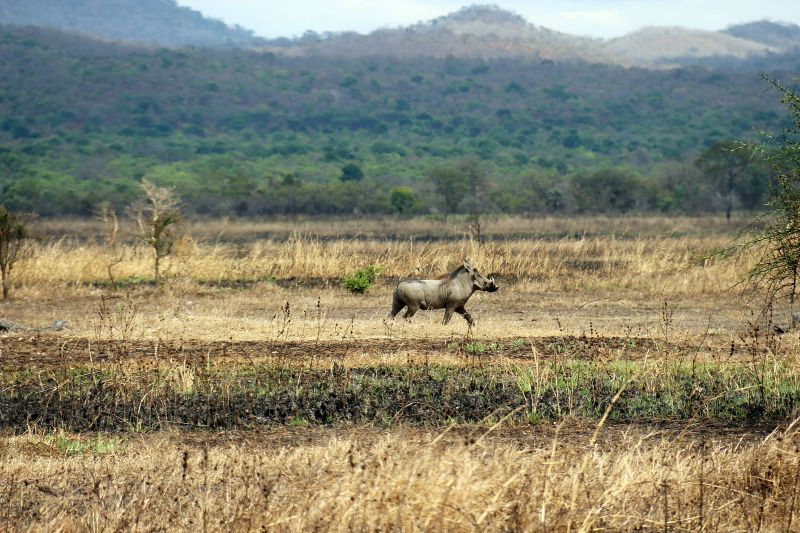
xmin=463 ymin=259 xmax=474 ymax=273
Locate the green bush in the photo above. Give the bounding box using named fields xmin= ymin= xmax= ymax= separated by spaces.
xmin=342 ymin=265 xmax=382 ymax=294
xmin=389 ymin=186 xmax=416 ymax=214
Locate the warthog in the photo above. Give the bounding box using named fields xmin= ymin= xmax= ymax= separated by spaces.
xmin=388 ymin=260 xmax=498 ymax=326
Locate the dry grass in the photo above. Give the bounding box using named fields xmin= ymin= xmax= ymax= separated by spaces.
xmin=19 ymin=224 xmax=750 ymax=294
xmin=7 ymin=214 xmax=763 ymax=342
xmin=1 ymin=423 xmax=799 ymax=532
xmin=35 ymin=213 xmax=757 ymax=241
xmin=1 ymin=274 xmax=757 ymax=344
xmin=3 ymin=215 xmax=797 ymax=531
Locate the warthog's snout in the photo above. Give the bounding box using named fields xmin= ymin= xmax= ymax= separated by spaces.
xmin=485 ymin=276 xmax=499 ymax=292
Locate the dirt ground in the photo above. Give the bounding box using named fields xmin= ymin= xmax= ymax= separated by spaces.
xmin=0 ymin=278 xmax=781 ymax=374
xmin=1 ymin=283 xmax=757 ymax=338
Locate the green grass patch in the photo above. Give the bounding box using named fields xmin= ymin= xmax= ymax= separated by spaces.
xmin=46 ymin=432 xmax=124 ymax=456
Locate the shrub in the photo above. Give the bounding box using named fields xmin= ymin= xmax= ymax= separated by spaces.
xmin=342 ymin=265 xmax=381 ymax=294
xmin=339 ymin=163 xmax=364 ymax=182
xmin=131 ymin=179 xmax=182 ymax=285
xmin=389 ymin=186 xmax=416 ymax=214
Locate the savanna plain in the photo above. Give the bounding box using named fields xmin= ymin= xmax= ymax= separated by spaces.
xmin=3 ymin=214 xmax=800 ymax=532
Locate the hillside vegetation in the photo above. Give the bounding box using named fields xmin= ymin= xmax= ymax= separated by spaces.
xmin=0 ymin=24 xmax=793 ymax=217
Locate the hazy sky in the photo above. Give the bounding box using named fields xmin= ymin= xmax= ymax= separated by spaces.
xmin=176 ymin=1 xmax=800 ymax=39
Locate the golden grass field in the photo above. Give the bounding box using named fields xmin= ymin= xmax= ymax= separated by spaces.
xmin=12 ymin=214 xmax=764 ymax=340
xmin=2 ymin=214 xmax=800 ymax=531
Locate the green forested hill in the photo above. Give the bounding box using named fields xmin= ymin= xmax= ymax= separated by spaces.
xmin=0 ymin=26 xmax=796 ymax=216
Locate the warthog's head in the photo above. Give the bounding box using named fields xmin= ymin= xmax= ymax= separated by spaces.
xmin=463 ymin=260 xmax=499 ymax=292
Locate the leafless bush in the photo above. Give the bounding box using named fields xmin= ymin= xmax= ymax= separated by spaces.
xmin=131 ymin=179 xmax=183 ymax=285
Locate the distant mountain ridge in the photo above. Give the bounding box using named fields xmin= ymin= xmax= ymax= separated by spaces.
xmin=723 ymin=20 xmax=800 ymax=48
xmin=602 ymin=26 xmax=780 ymax=67
xmin=0 ymin=21 xmax=793 ymax=217
xmin=0 ymin=2 xmax=798 ymax=68
xmin=0 ymin=0 xmax=264 ymax=48
xmin=279 ymin=5 xmax=799 ymax=68
xmin=283 ymin=5 xmax=601 ymax=62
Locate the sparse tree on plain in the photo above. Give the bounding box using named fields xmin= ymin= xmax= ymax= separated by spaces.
xmin=429 ymin=164 xmax=468 ymax=215
xmin=459 ymin=156 xmax=489 ymax=243
xmin=696 ymin=140 xmax=767 ymax=221
xmin=131 ymin=179 xmax=182 ymax=286
xmin=96 ymin=202 xmax=124 ymax=287
xmin=0 ymin=206 xmax=31 ymax=300
xmin=389 ymin=186 xmax=416 ymax=214
xmin=428 ymin=157 xmax=489 ymax=240
xmin=738 ymin=76 xmax=800 ymax=321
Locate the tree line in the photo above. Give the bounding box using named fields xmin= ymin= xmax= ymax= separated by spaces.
xmin=0 ymin=26 xmax=788 ymax=217
xmin=1 ymin=142 xmax=771 ymax=217
xmin=1 ymin=75 xmax=797 ymax=303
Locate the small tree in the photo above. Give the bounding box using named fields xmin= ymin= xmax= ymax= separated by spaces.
xmin=132 ymin=180 xmax=182 ymax=285
xmin=428 ymin=164 xmax=468 ymax=215
xmin=0 ymin=206 xmax=31 ymax=300
xmin=96 ymin=202 xmax=123 ymax=287
xmin=389 ymin=186 xmax=416 ymax=214
xmin=458 ymin=156 xmax=489 ymax=243
xmin=738 ymin=76 xmax=800 ymax=318
xmin=571 ymin=168 xmax=650 ymax=213
xmin=428 ymin=157 xmax=489 ymax=221
xmin=340 ymin=163 xmax=364 ymax=182
xmin=696 ymin=140 xmax=767 ymax=221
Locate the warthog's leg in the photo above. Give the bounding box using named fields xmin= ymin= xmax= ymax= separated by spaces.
xmin=455 ymin=306 xmax=475 ymax=326
xmin=442 ymin=307 xmax=455 ymax=325
xmin=389 ymin=293 xmax=405 ymax=319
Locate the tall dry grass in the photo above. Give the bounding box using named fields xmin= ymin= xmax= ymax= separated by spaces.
xmin=1 ymin=424 xmax=798 ymax=532
xmin=6 ymin=215 xmax=766 ymax=341
xmin=35 ymin=214 xmax=756 ymax=241
xmin=16 ymin=231 xmax=754 ymax=297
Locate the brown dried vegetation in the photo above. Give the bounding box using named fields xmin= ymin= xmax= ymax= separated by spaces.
xmin=2 ymin=215 xmax=800 ymax=531
xmin=1 ymin=425 xmax=800 ymax=531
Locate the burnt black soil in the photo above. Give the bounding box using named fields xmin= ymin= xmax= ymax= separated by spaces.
xmin=1 ymin=333 xmax=792 ymax=434
xmin=0 ymin=334 xmax=686 ymax=371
